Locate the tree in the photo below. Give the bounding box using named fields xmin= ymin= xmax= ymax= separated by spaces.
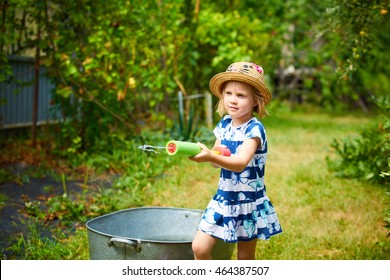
xmin=1 ymin=0 xmax=389 ymax=153
xmin=322 ymin=0 xmax=390 ymax=109
xmin=324 ymin=0 xmax=390 ymax=185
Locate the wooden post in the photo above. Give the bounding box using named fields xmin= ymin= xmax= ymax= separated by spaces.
xmin=32 ymin=25 xmax=41 ymax=147
xmin=178 ymin=90 xmax=184 ymax=118
xmin=204 ymin=92 xmax=213 ymax=129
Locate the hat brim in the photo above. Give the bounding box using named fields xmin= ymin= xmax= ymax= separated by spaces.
xmin=209 ymin=72 xmax=272 ymax=105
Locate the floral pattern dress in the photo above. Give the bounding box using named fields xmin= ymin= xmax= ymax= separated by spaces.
xmin=198 ymin=115 xmax=282 ymax=242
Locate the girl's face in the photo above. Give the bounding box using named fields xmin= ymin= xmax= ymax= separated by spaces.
xmin=222 ymin=81 xmax=256 ymax=126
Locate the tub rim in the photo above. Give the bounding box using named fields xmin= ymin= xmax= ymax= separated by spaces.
xmin=85 ymin=206 xmax=203 ymax=244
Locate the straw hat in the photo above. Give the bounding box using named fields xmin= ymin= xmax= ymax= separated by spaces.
xmin=209 ymin=61 xmax=272 ymax=104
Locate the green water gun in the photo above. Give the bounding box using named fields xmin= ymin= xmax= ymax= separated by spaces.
xmin=165 ymin=140 xmax=231 ymax=157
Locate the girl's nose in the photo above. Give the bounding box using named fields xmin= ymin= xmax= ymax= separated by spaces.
xmin=229 ymin=95 xmax=238 ymax=103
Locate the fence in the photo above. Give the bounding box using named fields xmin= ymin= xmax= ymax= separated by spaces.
xmin=177 ymin=91 xmax=213 ymax=129
xmin=0 ymin=56 xmax=214 ymax=130
xmin=0 ymin=55 xmax=58 ymax=129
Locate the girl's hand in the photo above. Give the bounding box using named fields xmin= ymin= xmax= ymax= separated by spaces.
xmin=190 ymin=138 xmax=260 ymax=172
xmin=189 ymin=142 xmax=213 ymax=163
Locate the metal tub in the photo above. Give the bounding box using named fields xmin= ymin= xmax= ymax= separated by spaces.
xmin=86 ymin=207 xmax=234 ymax=260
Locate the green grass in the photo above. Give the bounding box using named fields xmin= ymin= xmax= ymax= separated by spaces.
xmin=146 ymin=109 xmax=389 ymax=260
xmin=3 ymin=108 xmax=388 ymax=260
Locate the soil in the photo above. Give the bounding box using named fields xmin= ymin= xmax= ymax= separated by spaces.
xmin=0 ymin=163 xmax=84 ymax=259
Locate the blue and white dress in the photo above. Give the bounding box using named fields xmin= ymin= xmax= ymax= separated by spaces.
xmin=198 ymin=115 xmax=282 ymax=243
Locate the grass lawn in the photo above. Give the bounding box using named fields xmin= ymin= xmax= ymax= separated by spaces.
xmin=2 ymin=107 xmax=387 ymax=261
xmin=147 ymin=108 xmax=389 ymax=260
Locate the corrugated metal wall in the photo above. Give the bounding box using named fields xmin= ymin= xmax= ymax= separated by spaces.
xmin=0 ymin=55 xmax=59 ymax=129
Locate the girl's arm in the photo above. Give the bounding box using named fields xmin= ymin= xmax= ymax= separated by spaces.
xmin=210 ymin=139 xmax=222 ymax=168
xmin=190 ymin=138 xmax=260 ymax=172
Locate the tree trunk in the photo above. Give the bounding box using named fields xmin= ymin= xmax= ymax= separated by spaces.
xmin=32 ymin=26 xmax=41 ymax=147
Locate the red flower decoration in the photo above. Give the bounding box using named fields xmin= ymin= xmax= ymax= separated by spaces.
xmin=252 ymin=63 xmax=264 ymax=74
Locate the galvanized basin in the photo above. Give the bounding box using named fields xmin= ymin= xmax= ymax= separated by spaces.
xmin=86 ymin=206 xmax=234 ymax=260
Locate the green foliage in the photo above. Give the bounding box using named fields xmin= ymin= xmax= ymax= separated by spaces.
xmin=82 ymin=131 xmax=177 ymax=209
xmin=3 ymin=108 xmax=389 ymax=260
xmin=315 ymin=0 xmax=390 ymax=111
xmin=0 ymin=193 xmax=6 ymax=212
xmin=7 ymin=217 xmax=87 ymax=260
xmin=2 ymin=0 xmax=389 ymax=146
xmin=3 ymin=132 xmax=180 ymax=259
xmin=8 ymin=218 xmax=65 ymax=260
xmin=327 ymin=97 xmax=390 ymax=185
xmin=3 ymin=1 xmax=390 ymax=260
xmin=386 ymin=192 xmax=390 ymax=236
xmin=324 ymin=0 xmax=390 ymax=74
xmin=328 ymin=124 xmax=389 ymax=184
xmin=0 ymin=169 xmax=14 ymax=184
xmin=47 ymin=194 xmax=85 ymax=224
xmin=170 ymin=103 xmax=199 ymax=141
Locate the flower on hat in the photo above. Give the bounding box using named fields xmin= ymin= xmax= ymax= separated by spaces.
xmin=252 ymin=63 xmax=264 ymax=75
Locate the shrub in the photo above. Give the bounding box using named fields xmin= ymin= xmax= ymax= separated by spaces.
xmin=327 ymin=97 xmax=390 ymax=186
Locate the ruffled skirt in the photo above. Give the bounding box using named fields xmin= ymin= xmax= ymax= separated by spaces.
xmin=198 ymin=187 xmax=282 ymax=243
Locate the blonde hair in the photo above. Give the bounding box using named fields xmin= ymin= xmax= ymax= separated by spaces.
xmin=216 ymin=82 xmax=269 ymax=118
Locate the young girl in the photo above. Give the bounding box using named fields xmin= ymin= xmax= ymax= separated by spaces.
xmin=190 ymin=61 xmax=282 ymax=260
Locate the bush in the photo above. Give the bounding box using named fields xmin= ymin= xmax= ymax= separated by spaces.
xmin=327 ymin=97 xmax=390 ymax=186
xmin=386 ymin=192 xmax=390 ymax=236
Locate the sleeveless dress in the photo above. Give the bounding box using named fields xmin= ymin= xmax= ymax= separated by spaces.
xmin=197 ymin=115 xmax=282 ymax=242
